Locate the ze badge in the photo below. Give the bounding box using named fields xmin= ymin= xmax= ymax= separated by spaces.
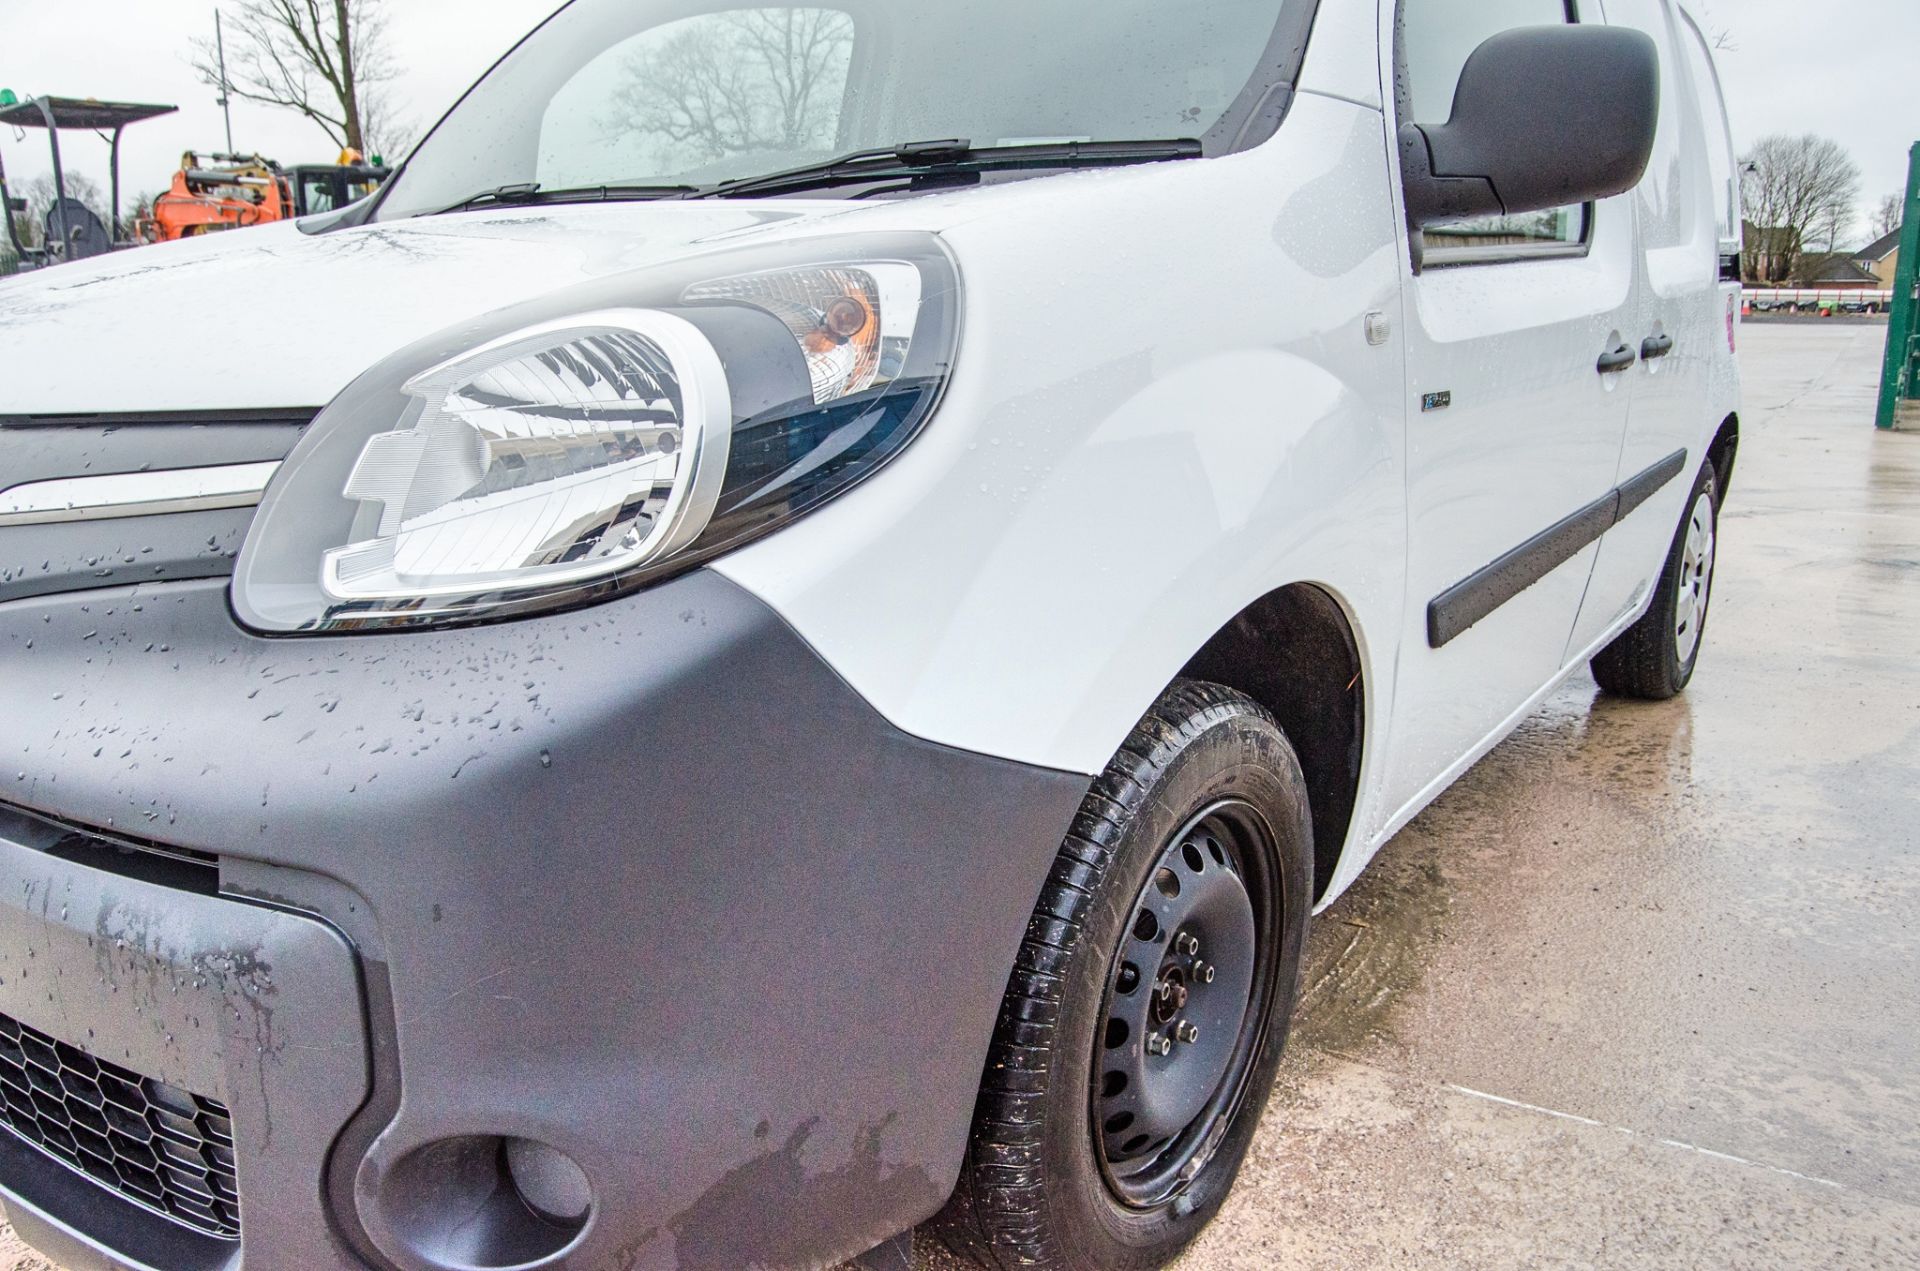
xmin=1421 ymin=391 xmax=1452 ymax=413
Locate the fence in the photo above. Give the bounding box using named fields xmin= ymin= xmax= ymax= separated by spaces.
xmin=1745 ymin=287 xmax=1894 ymax=314
xmin=1876 ymin=141 xmax=1920 ymax=431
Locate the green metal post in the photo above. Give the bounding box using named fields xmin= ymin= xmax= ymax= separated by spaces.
xmin=1876 ymin=142 xmax=1920 ymax=431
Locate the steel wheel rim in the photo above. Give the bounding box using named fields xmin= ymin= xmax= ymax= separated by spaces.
xmin=1090 ymin=799 xmax=1282 ymax=1210
xmin=1674 ymin=490 xmax=1716 ymax=664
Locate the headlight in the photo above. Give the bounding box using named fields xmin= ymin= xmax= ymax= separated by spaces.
xmin=232 ymin=235 xmax=959 ymax=633
xmin=684 ymin=262 xmax=922 ymax=403
xmin=321 ymin=311 xmax=731 ymax=608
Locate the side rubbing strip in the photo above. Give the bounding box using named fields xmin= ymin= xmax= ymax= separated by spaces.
xmin=1428 ymin=449 xmax=1689 ymax=649
xmin=1427 ymin=495 xmax=1619 ymax=649
xmin=1614 ymin=448 xmax=1688 ymax=521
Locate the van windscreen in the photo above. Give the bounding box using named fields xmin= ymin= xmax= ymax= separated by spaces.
xmin=376 ymin=0 xmax=1304 ymax=218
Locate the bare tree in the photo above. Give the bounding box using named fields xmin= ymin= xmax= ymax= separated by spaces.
xmin=1740 ymin=134 xmax=1861 ymax=283
xmin=602 ymin=10 xmax=855 ymax=173
xmin=125 ymin=188 xmax=165 ymax=240
xmin=5 ymin=203 xmax=39 ymax=258
xmin=1688 ymin=0 xmax=1737 ymax=50
xmin=3 ymin=167 xmax=74 ymax=267
xmin=1 ymin=174 xmax=110 ymax=259
xmin=1874 ymin=193 xmax=1903 ymax=240
xmin=1811 ymin=204 xmax=1850 ymax=255
xmin=24 ymin=172 xmax=108 ymax=225
xmin=357 ymin=88 xmax=414 ymax=164
xmin=191 ymin=0 xmax=405 ymax=156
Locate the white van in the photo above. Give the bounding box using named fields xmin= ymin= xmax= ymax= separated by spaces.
xmin=0 ymin=2 xmax=1739 ymax=1269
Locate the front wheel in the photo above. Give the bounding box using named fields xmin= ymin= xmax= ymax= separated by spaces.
xmin=1591 ymin=462 xmax=1719 ymax=700
xmin=932 ymin=682 xmax=1312 ymax=1271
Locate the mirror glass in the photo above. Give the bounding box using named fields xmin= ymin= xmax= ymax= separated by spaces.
xmin=1403 ymin=0 xmax=1586 ymax=250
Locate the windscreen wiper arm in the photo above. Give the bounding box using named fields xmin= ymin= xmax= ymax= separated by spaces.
xmin=686 ymin=138 xmax=1205 ymax=201
xmin=430 ymin=182 xmax=702 ymax=215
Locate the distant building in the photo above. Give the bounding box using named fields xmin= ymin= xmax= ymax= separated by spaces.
xmin=1742 ymin=221 xmax=1798 ymax=283
xmin=1789 ymin=252 xmax=1884 ymax=289
xmin=1853 ymin=228 xmax=1902 ymax=288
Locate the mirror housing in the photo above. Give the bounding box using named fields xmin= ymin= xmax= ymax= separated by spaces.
xmin=4 ymin=197 xmax=24 ymax=215
xmin=1400 ymin=25 xmax=1659 ymax=229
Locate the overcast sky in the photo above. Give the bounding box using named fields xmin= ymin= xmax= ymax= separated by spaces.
xmin=3 ymin=0 xmax=1915 ymax=245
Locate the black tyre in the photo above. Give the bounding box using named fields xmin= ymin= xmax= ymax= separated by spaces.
xmin=933 ymin=681 xmax=1313 ymax=1271
xmin=1591 ymin=461 xmax=1719 ymax=700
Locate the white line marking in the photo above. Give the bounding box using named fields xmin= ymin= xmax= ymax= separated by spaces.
xmin=1447 ymin=1084 xmax=1607 ymax=1128
xmin=1444 ymin=1084 xmax=1848 ymax=1191
xmin=1653 ymin=1139 xmax=1846 ymax=1189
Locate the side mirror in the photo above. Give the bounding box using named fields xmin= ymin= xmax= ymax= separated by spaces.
xmin=4 ymin=196 xmax=23 ymax=215
xmin=1400 ymin=25 xmax=1659 ymax=229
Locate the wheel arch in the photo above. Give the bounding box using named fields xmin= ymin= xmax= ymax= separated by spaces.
xmin=1177 ymin=582 xmax=1366 ymax=903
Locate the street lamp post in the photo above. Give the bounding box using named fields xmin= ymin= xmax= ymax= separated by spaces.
xmin=216 ymin=10 xmax=235 ymax=155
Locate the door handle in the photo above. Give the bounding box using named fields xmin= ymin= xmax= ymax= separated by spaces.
xmin=1597 ymin=343 xmax=1637 ymax=375
xmin=1641 ymin=333 xmax=1675 ymax=361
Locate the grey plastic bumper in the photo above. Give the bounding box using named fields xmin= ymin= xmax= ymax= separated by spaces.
xmin=0 ymin=817 xmax=370 ymax=1269
xmin=0 ymin=570 xmax=1089 ymax=1270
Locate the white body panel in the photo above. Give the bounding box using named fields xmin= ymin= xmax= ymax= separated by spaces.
xmin=716 ymin=91 xmax=1410 ymax=793
xmin=0 ymin=205 xmax=829 ymax=414
xmin=1572 ymin=0 xmax=1742 ymax=654
xmin=1378 ymin=182 xmax=1638 ymax=818
xmin=0 ymin=0 xmax=1740 ymax=911
xmin=1292 ymin=0 xmax=1384 ymax=109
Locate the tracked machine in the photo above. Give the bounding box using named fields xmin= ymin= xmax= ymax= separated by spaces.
xmin=140 ymin=150 xmax=390 ymax=242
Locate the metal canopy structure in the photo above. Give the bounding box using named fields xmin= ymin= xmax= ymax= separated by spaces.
xmin=0 ymin=97 xmax=178 ymax=132
xmin=0 ymin=95 xmax=179 ymax=271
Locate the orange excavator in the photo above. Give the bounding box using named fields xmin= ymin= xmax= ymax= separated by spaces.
xmin=138 ymin=149 xmax=389 ymax=242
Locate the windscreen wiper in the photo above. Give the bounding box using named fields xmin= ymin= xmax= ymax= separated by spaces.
xmin=430 ymin=182 xmax=702 ymax=215
xmin=686 ymin=138 xmax=1205 ymax=201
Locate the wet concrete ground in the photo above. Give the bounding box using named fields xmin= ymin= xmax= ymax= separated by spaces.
xmin=6 ymin=324 xmax=1918 ymax=1269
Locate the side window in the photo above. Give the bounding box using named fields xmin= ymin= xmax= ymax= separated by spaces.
xmin=537 ymin=9 xmax=857 ymax=189
xmin=1678 ymin=12 xmax=1738 ymax=248
xmin=1607 ymin=0 xmax=1688 ymax=252
xmin=302 ymin=177 xmax=337 ymax=215
xmin=1402 ymin=0 xmax=1586 ymax=255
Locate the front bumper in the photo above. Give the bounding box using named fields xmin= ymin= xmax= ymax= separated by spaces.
xmin=0 ymin=570 xmax=1088 ymax=1270
xmin=0 ymin=808 xmax=368 ymax=1271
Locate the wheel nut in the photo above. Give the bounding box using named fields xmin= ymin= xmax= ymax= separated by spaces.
xmin=1176 ymin=1021 xmax=1200 ymax=1045
xmin=1146 ymin=1034 xmax=1172 ymax=1056
xmin=1195 ymin=962 xmax=1215 ymax=983
xmin=1177 ymin=933 xmax=1200 ymax=956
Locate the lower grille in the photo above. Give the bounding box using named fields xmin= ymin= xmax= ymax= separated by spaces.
xmin=0 ymin=1011 xmax=241 ymax=1239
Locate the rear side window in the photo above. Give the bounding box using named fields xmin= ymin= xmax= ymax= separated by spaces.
xmin=1401 ymin=0 xmax=1586 ymax=256
xmin=1608 ymin=0 xmax=1689 ymax=252
xmin=1678 ymin=12 xmax=1739 ymax=248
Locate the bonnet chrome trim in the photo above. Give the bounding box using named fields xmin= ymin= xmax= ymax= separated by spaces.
xmin=0 ymin=462 xmax=282 ymax=527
